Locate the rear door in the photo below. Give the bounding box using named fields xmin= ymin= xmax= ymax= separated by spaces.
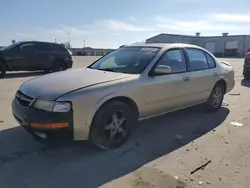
xmin=184 ymin=48 xmax=217 ymax=104
xmin=33 ymin=42 xmax=53 ymax=69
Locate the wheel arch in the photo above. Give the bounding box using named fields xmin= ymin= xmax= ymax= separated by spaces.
xmin=91 ymin=96 xmax=139 ymax=126
xmin=216 ymin=79 xmax=227 ymax=93
xmin=0 ymin=59 xmax=8 ymax=69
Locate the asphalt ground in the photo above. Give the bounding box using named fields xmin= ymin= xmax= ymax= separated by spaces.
xmin=0 ymin=57 xmax=250 ymax=188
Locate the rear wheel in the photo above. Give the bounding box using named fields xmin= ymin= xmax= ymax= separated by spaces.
xmin=0 ymin=62 xmax=6 ymax=77
xmin=52 ymin=62 xmax=65 ymax=72
xmin=205 ymin=83 xmax=224 ymax=112
xmin=243 ymin=69 xmax=250 ymax=79
xmin=89 ymin=101 xmax=133 ymax=150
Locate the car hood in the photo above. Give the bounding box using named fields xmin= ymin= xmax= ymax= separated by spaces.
xmin=20 ymin=68 xmax=131 ymax=99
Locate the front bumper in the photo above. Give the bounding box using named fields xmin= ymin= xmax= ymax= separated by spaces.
xmin=12 ymin=98 xmax=74 ymax=142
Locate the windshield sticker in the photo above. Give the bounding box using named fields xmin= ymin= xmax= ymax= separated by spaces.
xmin=140 ymin=48 xmax=158 ymax=52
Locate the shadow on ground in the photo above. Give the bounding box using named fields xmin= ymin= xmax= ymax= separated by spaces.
xmin=2 ymin=71 xmax=45 ymax=79
xmin=241 ymin=79 xmax=250 ymax=88
xmin=0 ymin=106 xmax=229 ymax=188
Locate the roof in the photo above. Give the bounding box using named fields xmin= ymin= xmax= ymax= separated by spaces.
xmin=128 ymin=43 xmax=200 ymax=49
xmin=147 ymin=33 xmax=250 ymax=41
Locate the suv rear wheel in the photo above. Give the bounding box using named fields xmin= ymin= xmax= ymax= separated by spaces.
xmin=0 ymin=62 xmax=6 ymax=77
xmin=52 ymin=61 xmax=65 ymax=72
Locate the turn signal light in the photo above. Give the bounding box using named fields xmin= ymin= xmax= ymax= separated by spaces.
xmin=30 ymin=122 xmax=69 ymax=129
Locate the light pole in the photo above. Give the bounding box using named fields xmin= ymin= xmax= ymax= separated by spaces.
xmin=83 ymin=39 xmax=85 ymax=47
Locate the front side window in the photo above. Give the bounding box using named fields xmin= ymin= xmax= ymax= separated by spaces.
xmin=186 ymin=48 xmax=208 ymax=71
xmin=90 ymin=47 xmax=160 ymax=74
xmin=155 ymin=49 xmax=186 ymax=73
xmin=1 ymin=42 xmax=21 ymax=51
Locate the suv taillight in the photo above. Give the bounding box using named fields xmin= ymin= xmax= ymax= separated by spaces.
xmin=245 ymin=53 xmax=250 ymax=59
xmin=68 ymin=50 xmax=72 ymax=57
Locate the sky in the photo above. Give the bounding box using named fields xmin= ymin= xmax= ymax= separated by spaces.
xmin=1 ymin=0 xmax=250 ymax=48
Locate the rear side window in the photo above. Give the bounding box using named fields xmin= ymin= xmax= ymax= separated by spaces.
xmin=205 ymin=53 xmax=216 ymax=68
xmin=21 ymin=44 xmax=35 ymax=53
xmin=35 ymin=43 xmax=51 ymax=51
xmin=186 ymin=48 xmax=208 ymax=71
xmin=53 ymin=44 xmax=67 ymax=52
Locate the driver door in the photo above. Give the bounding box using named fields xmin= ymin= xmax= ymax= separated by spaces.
xmin=140 ymin=49 xmax=192 ymax=116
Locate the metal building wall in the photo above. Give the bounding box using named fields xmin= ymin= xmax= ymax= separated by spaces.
xmin=146 ymin=33 xmax=248 ymax=57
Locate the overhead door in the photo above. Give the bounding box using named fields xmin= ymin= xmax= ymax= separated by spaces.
xmin=225 ymin=40 xmax=238 ymax=49
xmin=225 ymin=40 xmax=239 ymax=57
xmin=205 ymin=42 xmax=215 ymax=54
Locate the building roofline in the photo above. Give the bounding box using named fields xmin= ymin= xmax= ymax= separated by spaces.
xmin=146 ymin=33 xmax=250 ymax=40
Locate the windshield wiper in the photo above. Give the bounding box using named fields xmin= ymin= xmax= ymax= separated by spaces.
xmin=98 ymin=68 xmax=117 ymax=72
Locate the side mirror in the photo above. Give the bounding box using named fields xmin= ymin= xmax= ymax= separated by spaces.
xmin=153 ymin=65 xmax=171 ymax=75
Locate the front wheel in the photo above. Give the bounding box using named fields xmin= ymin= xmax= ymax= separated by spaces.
xmin=89 ymin=101 xmax=133 ymax=150
xmin=0 ymin=62 xmax=7 ymax=77
xmin=205 ymin=83 xmax=224 ymax=112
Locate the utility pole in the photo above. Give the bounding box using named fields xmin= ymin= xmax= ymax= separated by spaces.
xmin=67 ymin=29 xmax=71 ymax=43
xmin=83 ymin=39 xmax=85 ymax=47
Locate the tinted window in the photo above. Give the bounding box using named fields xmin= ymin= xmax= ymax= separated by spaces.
xmin=21 ymin=44 xmax=34 ymax=53
xmin=205 ymin=53 xmax=216 ymax=68
xmin=53 ymin=44 xmax=67 ymax=52
xmin=90 ymin=47 xmax=160 ymax=74
xmin=1 ymin=42 xmax=21 ymax=51
xmin=156 ymin=49 xmax=186 ymax=73
xmin=35 ymin=43 xmax=51 ymax=51
xmin=186 ymin=48 xmax=208 ymax=71
xmin=8 ymin=46 xmax=21 ymax=54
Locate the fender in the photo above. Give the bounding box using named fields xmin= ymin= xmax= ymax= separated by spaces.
xmin=87 ymin=92 xmax=136 ymax=127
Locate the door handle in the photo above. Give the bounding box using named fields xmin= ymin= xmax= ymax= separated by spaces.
xmin=182 ymin=76 xmax=190 ymax=81
xmin=214 ymin=72 xmax=218 ymax=76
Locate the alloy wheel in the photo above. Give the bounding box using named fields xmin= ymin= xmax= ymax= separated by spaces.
xmin=103 ymin=110 xmax=128 ymax=141
xmin=211 ymin=86 xmax=223 ymax=108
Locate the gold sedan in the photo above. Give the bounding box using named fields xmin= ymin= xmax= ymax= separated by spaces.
xmin=12 ymin=43 xmax=235 ymax=149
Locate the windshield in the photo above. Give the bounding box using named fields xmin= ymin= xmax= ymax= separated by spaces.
xmin=90 ymin=47 xmax=160 ymax=74
xmin=1 ymin=42 xmax=21 ymax=51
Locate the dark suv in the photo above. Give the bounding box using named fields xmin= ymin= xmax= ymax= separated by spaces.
xmin=243 ymin=52 xmax=250 ymax=79
xmin=0 ymin=41 xmax=73 ymax=77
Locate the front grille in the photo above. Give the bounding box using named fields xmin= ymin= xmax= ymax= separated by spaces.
xmin=16 ymin=90 xmax=34 ymax=106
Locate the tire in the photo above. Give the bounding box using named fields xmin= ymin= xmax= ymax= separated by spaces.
xmin=243 ymin=69 xmax=250 ymax=79
xmin=0 ymin=62 xmax=7 ymax=77
xmin=89 ymin=101 xmax=133 ymax=150
xmin=52 ymin=61 xmax=65 ymax=72
xmin=205 ymin=83 xmax=225 ymax=112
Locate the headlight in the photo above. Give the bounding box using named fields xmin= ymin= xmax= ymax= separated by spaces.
xmin=33 ymin=99 xmax=71 ymax=112
xmin=52 ymin=101 xmax=71 ymax=112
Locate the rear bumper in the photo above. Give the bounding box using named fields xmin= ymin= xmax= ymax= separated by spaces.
xmin=12 ymin=98 xmax=74 ymax=142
